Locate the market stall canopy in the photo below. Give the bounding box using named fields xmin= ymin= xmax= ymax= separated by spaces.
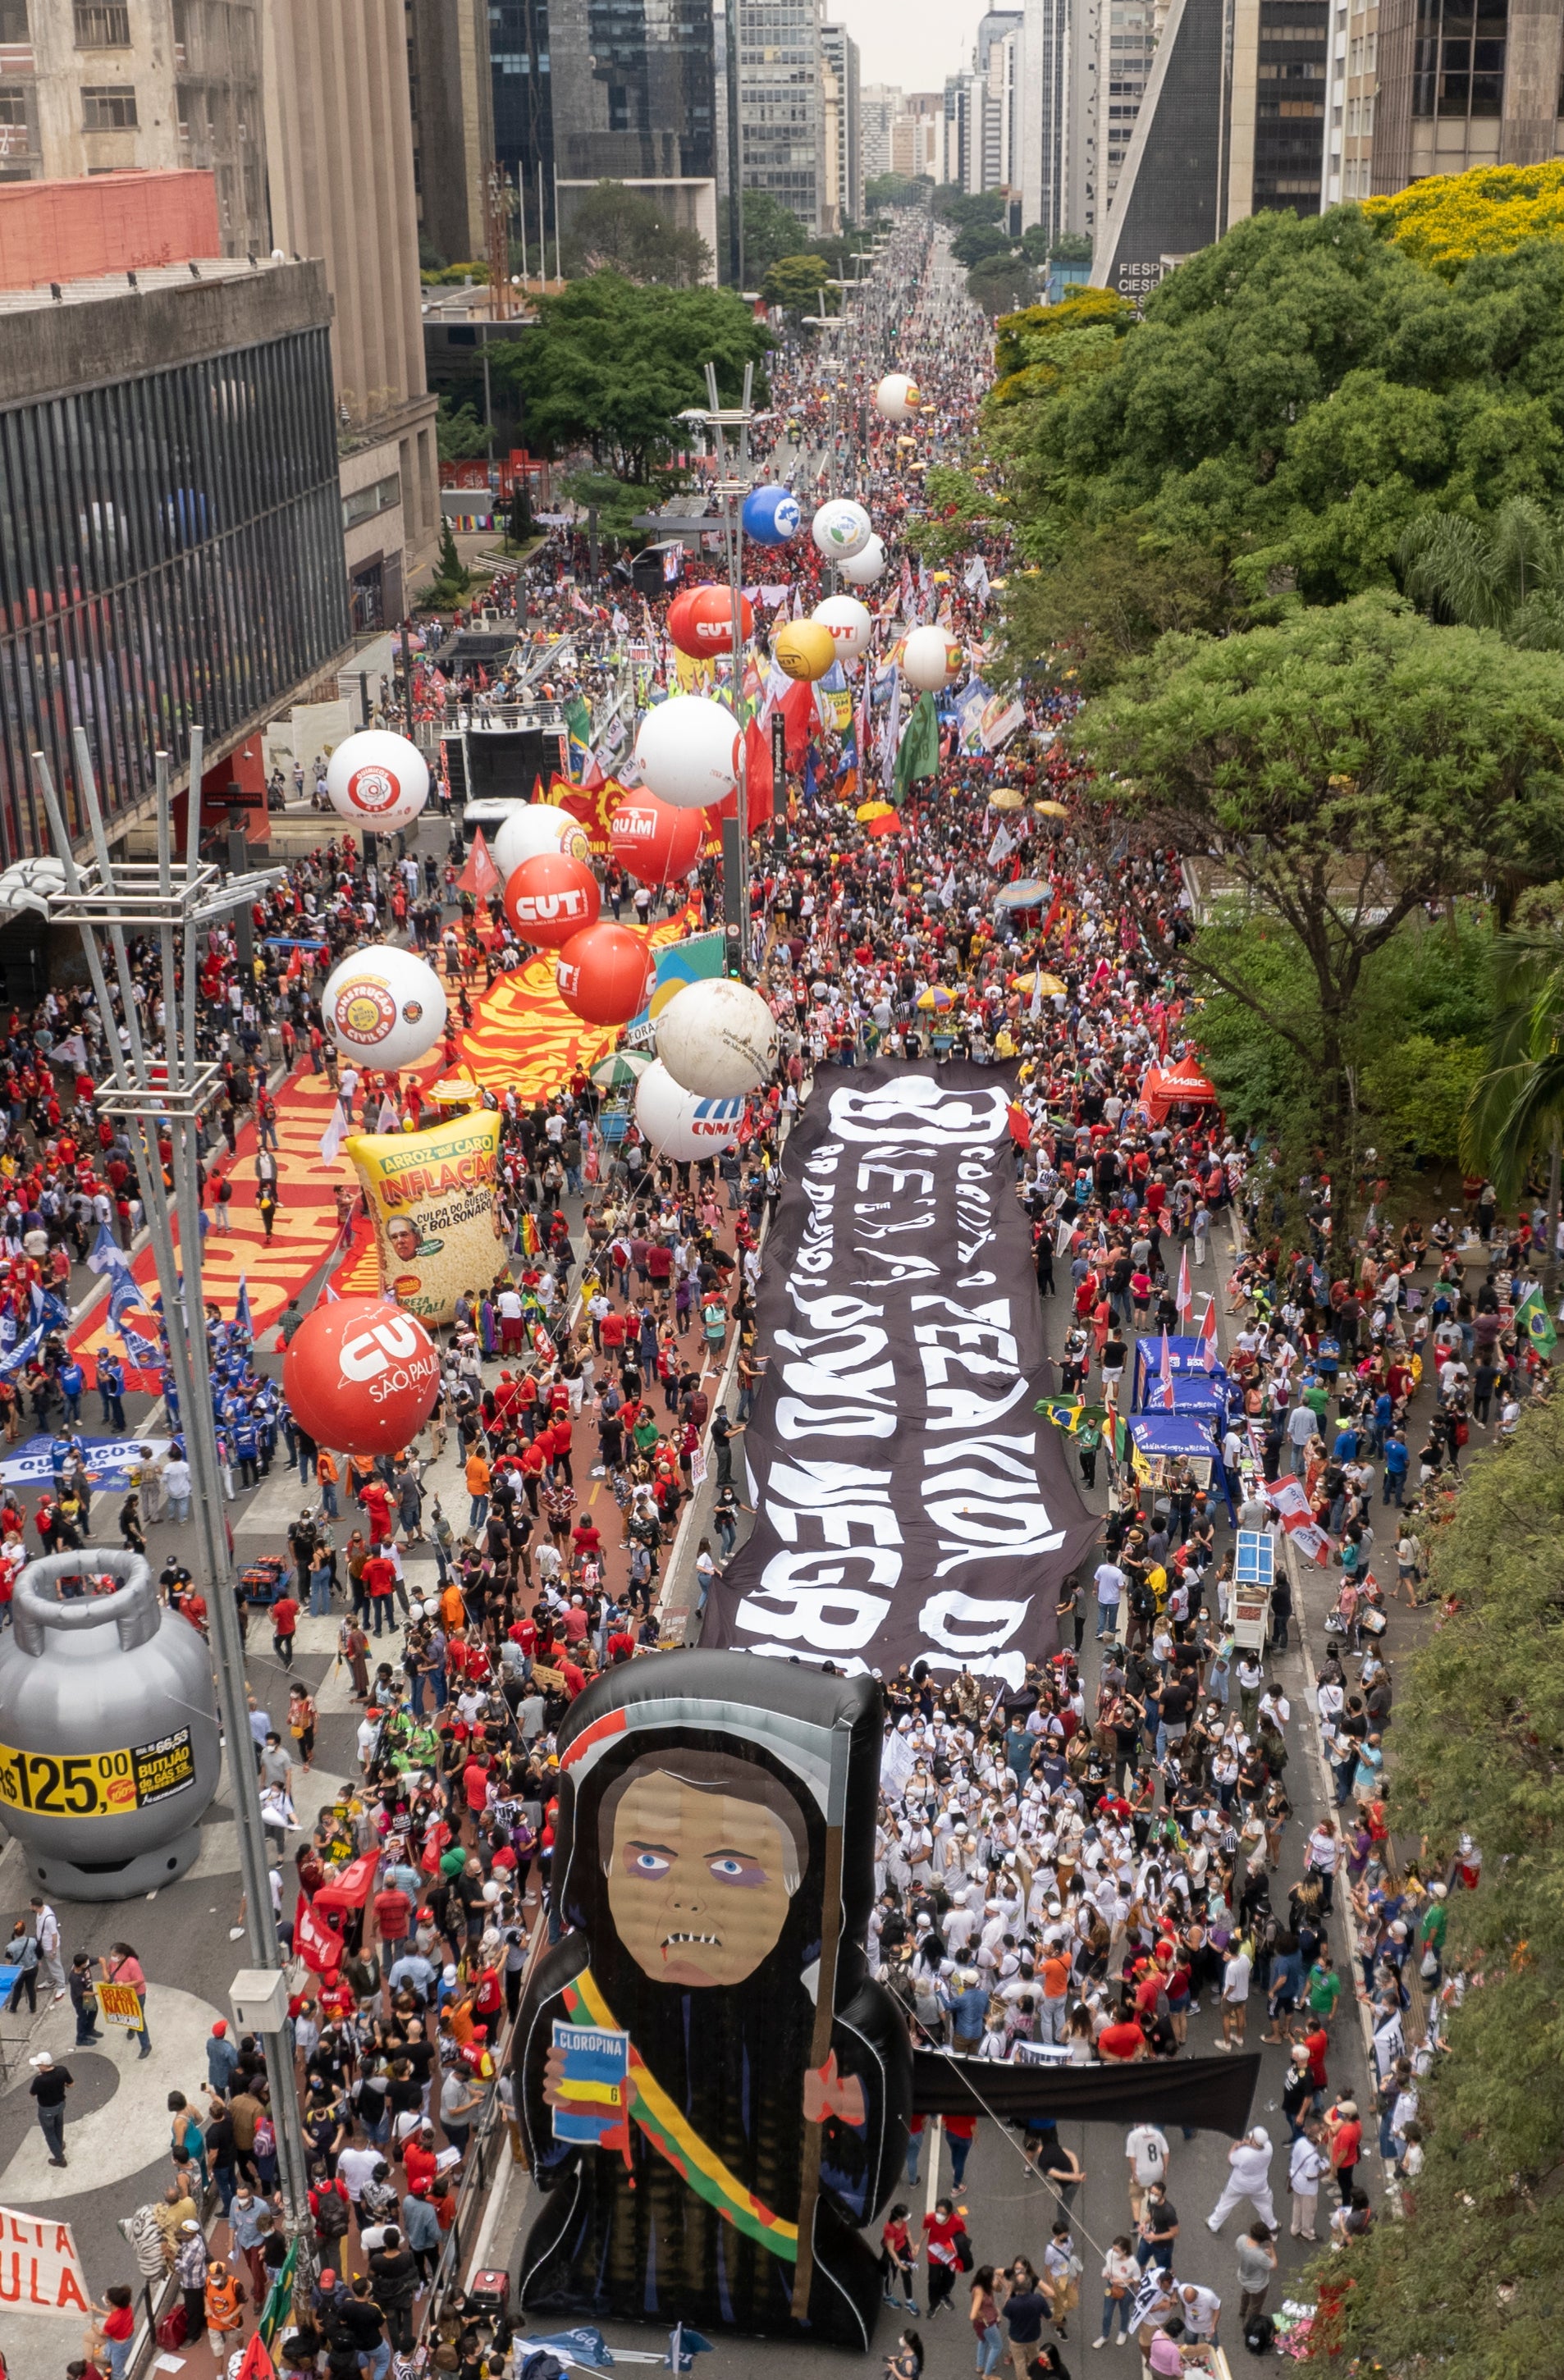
xmin=1138 ymin=1062 xmax=1218 ymax=1122
xmin=589 ymin=1050 xmax=654 ymax=1090
xmin=994 ymin=877 xmax=1050 ymax=911
xmin=987 ymin=790 xmax=1027 ymax=811
xmin=1131 ymin=1335 xmax=1228 ymax=1407
xmin=1010 ymin=970 xmax=1066 ymax=997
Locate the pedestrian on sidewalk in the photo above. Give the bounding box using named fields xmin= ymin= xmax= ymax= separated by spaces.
xmin=28 ymin=2049 xmax=73 ymax=2164
xmin=1235 ymin=2222 xmax=1277 ymax=2332
xmin=1206 ymin=2127 xmax=1276 ymax=2234
xmin=30 ymin=1894 xmax=66 ymax=1999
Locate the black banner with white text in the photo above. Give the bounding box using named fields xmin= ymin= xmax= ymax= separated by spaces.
xmin=702 ymin=1063 xmax=1099 ymax=1687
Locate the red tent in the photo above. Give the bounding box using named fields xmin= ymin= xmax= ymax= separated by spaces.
xmin=1139 ymin=1063 xmax=1218 ymax=1123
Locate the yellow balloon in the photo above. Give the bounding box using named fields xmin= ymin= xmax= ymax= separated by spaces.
xmin=774 ymin=620 xmax=836 ymax=683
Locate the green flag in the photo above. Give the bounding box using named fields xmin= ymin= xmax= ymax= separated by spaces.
xmin=565 ymin=692 xmax=593 ymax=745
xmin=1516 ymin=1283 xmax=1557 ymax=1357
xmin=891 ymin=689 xmax=940 ymax=804
xmin=259 ymin=2236 xmax=300 ymax=2348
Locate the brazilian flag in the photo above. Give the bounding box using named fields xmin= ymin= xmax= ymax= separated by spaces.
xmin=1516 ymin=1284 xmax=1557 ymax=1358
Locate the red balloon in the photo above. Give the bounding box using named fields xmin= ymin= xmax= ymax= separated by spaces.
xmin=503 ymin=852 xmax=601 ymax=948
xmin=556 ymin=922 xmax=656 ymax=1026
xmin=609 ymin=794 xmax=704 ymax=887
xmin=668 ymin=585 xmax=754 ymax=659
xmin=282 ymin=1296 xmax=440 ymax=1455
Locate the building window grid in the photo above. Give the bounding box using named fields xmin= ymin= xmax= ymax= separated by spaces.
xmin=74 ymin=3 xmax=130 ymax=46
xmin=80 ymin=82 xmax=136 ymax=126
xmin=0 ymin=327 xmax=345 ymax=854
xmin=1411 ymin=0 xmax=1507 ymax=116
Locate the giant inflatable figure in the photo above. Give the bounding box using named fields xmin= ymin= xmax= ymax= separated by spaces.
xmin=514 ymin=1651 xmax=912 ymax=2344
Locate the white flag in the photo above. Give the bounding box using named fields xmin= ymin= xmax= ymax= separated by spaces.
xmin=377 ymin=1094 xmax=400 ymax=1133
xmin=963 ymin=554 xmax=991 ymax=603
xmin=319 ymin=1107 xmax=347 ymax=1165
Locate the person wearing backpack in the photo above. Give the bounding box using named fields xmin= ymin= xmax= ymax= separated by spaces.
xmin=310 ymin=2172 xmax=351 ymax=2255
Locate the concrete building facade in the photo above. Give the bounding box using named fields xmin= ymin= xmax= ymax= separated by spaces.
xmin=406 ymin=0 xmax=493 ymax=267
xmin=861 ymin=78 xmax=899 ymax=181
xmin=735 ymin=0 xmax=825 ymax=231
xmin=821 ymin=20 xmax=860 ymax=226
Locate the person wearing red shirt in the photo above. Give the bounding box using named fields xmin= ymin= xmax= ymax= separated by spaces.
xmin=559 ymin=1654 xmax=586 ymax=1699
xmin=373 ymin=1884 xmax=413 ymax=1953
xmin=270 ymin=1592 xmax=299 ymax=1670
xmin=547 ymin=1413 xmax=574 ymax=1484
xmin=518 ymin=1437 xmax=546 ymax=1513
xmin=361 ymin=1478 xmax=393 ymax=1546
xmin=1097 ymin=2012 xmax=1148 ymax=2061
xmin=1302 ymin=2021 xmax=1329 ymax=2096
xmin=361 ymin=1551 xmax=398 ymax=1637
xmin=462 ymin=1753 xmax=491 ymax=1821
xmin=403 ymin=2129 xmax=438 ymax=2195
xmin=571 ymin=1515 xmax=602 ymax=1561
xmin=561 ymin=1599 xmax=589 ymax=1646
xmin=606 ymin=1624 xmax=635 ymax=1665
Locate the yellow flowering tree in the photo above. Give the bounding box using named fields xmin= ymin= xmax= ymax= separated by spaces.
xmin=1365 ymin=158 xmax=1564 ymax=272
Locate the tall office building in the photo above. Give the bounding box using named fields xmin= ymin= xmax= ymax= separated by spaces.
xmin=491 ymin=0 xmax=720 ymax=257
xmin=821 ymin=20 xmax=860 ymax=226
xmin=861 ymin=79 xmax=900 ymax=180
xmin=263 ymin=0 xmax=438 ymax=628
xmin=1102 ymin=0 xmax=1164 ymax=212
xmin=1324 ymin=0 xmax=1564 ymax=204
xmin=735 ymin=0 xmax=825 ymax=232
xmin=407 ymin=0 xmax=494 ymax=267
xmin=0 ymin=0 xmax=268 ymax=253
xmin=1019 ymin=0 xmax=1071 ymax=240
xmin=891 ymin=90 xmax=945 ymax=177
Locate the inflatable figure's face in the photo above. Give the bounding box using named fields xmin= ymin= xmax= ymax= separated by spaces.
xmin=605 ymin=1770 xmax=798 ymax=1989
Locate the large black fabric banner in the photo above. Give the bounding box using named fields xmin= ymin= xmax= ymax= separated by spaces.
xmin=702 ymin=1062 xmax=1099 ymax=1687
xmin=911 ymin=2046 xmax=1262 ymax=2140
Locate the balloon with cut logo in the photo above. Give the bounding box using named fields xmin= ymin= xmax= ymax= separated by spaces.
xmin=492 ymin=802 xmax=593 ymax=876
xmin=633 ymin=696 xmax=740 ymax=811
xmin=874 ymin=372 xmax=921 ymax=423
xmin=837 ymin=533 xmax=887 ymax=587
xmin=811 ymin=497 xmax=874 ymax=561
xmin=656 ymin=977 xmax=780 ymax=1099
xmin=634 ymin=1058 xmax=745 ymax=1158
xmin=556 ymin=922 xmax=658 ymax=1026
xmin=282 ymin=1295 xmax=441 ymax=1455
xmin=901 ymin=624 xmax=965 ymax=691
xmin=773 ymin=620 xmax=836 ymax=683
xmin=325 ymin=730 xmax=430 ymax=832
xmin=610 ymin=795 xmax=705 ymax=887
xmin=669 ymin=586 xmax=755 ymax=659
xmin=322 ymin=945 xmax=446 ymax=1070
xmin=812 ymin=594 xmax=874 ymax=660
xmin=503 ymin=852 xmax=601 ymax=948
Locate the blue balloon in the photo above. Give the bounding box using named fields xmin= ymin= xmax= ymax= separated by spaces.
xmin=742 ymin=484 xmax=800 ymax=546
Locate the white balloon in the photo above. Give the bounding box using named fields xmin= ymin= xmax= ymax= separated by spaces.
xmin=874 ymin=372 xmax=921 ymax=423
xmin=634 ymin=696 xmax=740 ymax=812
xmin=903 ymin=624 xmax=965 ymax=692
xmin=812 ymin=594 xmax=874 ymax=660
xmin=811 ymin=497 xmax=874 ymax=560
xmin=0 ymin=856 xmax=66 ymax=919
xmin=634 ymin=1059 xmax=745 ymax=1160
xmin=492 ymin=803 xmax=592 ymax=876
xmin=838 ymin=533 xmax=887 ymax=587
xmin=322 ymin=944 xmax=447 ymax=1069
xmin=656 ymin=977 xmax=780 ymax=1099
xmin=326 ymin=730 xmax=430 ymax=831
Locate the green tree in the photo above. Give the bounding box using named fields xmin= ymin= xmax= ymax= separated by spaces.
xmin=1078 ymin=592 xmax=1564 ymax=1232
xmin=1050 ymin=231 xmax=1094 ymax=263
xmin=1019 ymin=223 xmax=1052 ymax=264
xmin=507 ymin=477 xmax=535 ymax=548
xmin=418 ymin=517 xmax=475 ymax=610
xmin=1320 ymin=1395 xmax=1564 ymax=2379
xmin=996 ymin=520 xmax=1233 ymax=692
xmin=952 ymin=221 xmax=1014 ymax=270
xmin=436 ymin=395 xmax=492 ymax=462
xmin=994 ymin=208 xmax=1564 ymax=601
xmin=865 ymin=171 xmax=931 ymax=213
xmin=560 ymin=180 xmax=712 ymax=287
xmin=931 ymin=187 xmax=1005 ymax=230
xmin=1400 ymin=496 xmax=1564 ymax=647
xmin=718 ymin=189 xmax=810 ymax=279
xmin=487 ymin=274 xmax=771 ymax=481
xmin=990 ymin=285 xmax=1136 ymax=405
xmin=559 ymin=465 xmax=683 ymax=545
xmin=967 ymin=254 xmax=1038 ymax=318
xmin=761 ymin=253 xmax=834 ymax=313
xmin=1461 ymin=924 xmax=1564 ymax=1280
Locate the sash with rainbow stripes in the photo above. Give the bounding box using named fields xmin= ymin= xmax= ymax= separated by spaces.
xmin=559 ymin=1967 xmax=799 ymax=2264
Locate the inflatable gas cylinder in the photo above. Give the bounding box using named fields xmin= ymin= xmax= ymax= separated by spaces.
xmin=0 ymin=1551 xmax=221 ymax=1900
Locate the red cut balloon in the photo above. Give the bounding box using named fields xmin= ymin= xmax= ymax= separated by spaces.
xmin=665 ymin=587 xmax=697 ymax=651
xmin=668 ymin=585 xmax=754 ymax=658
xmin=503 ymin=851 xmax=601 ymax=948
xmin=609 ymin=793 xmax=704 ymax=887
xmin=556 ymin=922 xmax=657 ymax=1026
xmin=282 ymin=1296 xmax=440 ymax=1455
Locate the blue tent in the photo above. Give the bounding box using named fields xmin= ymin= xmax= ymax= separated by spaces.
xmin=1127 ymin=1409 xmax=1236 ymax=1520
xmin=1131 ymin=1334 xmax=1228 ymax=1408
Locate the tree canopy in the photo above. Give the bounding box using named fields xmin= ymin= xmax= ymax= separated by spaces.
xmin=560 ymin=180 xmax=712 ymax=288
xmin=967 ymin=253 xmax=1038 ymax=318
xmin=1077 ymin=592 xmax=1564 ymax=1224
xmin=1324 ymin=1392 xmax=1564 ymax=2378
xmin=722 ymin=189 xmax=811 ymax=278
xmin=1364 ymin=155 xmax=1564 ymax=272
xmin=993 ymin=208 xmax=1564 ymax=614
xmin=866 ymin=172 xmax=931 ymax=213
xmin=491 ymin=275 xmax=771 ymax=482
xmin=761 ymin=254 xmax=835 ymax=313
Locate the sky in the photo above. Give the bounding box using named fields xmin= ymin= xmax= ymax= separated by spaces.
xmin=833 ymin=0 xmax=991 ymax=96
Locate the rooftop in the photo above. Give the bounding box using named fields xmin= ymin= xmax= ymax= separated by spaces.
xmin=0 ymin=254 xmax=302 ymax=317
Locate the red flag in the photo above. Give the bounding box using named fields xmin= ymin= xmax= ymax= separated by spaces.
xmin=1159 ymin=1332 xmax=1175 ymax=1410
xmin=457 ymin=827 xmax=501 ymax=900
xmin=295 ymin=1891 xmax=343 ymax=1977
xmin=780 ymin=676 xmax=816 ymax=765
xmin=1199 ymin=1295 xmax=1219 ymax=1373
xmin=1176 ymin=1245 xmax=1192 ymax=1328
xmin=286 ymin=944 xmax=304 ymax=981
xmin=743 ymin=715 xmax=775 ymax=832
xmin=1006 ymin=1102 xmax=1031 ymax=1150
xmin=578 ymin=745 xmax=607 ymax=792
xmin=234 ymin=2335 xmax=279 ymax=2380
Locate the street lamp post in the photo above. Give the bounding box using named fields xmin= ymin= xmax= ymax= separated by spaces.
xmin=30 ymin=731 xmax=317 ymax=2268
xmin=678 ymin=361 xmax=763 ymax=981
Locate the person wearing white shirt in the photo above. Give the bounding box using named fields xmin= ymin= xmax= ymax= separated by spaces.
xmin=1287 ymin=2129 xmax=1329 ymax=2240
xmin=1207 ymin=2128 xmax=1276 ymax=2233
xmin=1125 ymin=2123 xmax=1169 ymax=2221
